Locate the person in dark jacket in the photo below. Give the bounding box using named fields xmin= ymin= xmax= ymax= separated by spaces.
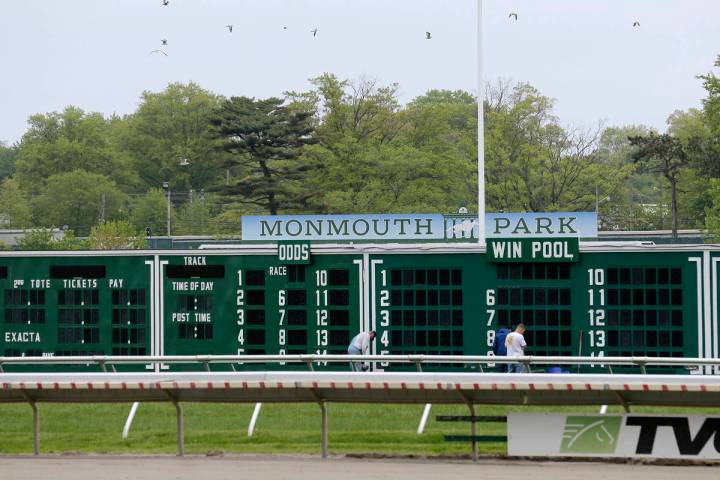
xmin=492 ymin=326 xmax=511 ymax=372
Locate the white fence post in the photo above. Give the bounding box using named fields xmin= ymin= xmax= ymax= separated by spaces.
xmin=122 ymin=402 xmax=140 ymax=439
xmin=417 ymin=403 xmax=432 ymax=434
xmin=248 ymin=402 xmax=262 ymax=437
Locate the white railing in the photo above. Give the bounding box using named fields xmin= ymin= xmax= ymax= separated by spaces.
xmin=1 ymin=354 xmax=719 ymax=373
xmin=3 ymin=355 xmax=720 ymax=458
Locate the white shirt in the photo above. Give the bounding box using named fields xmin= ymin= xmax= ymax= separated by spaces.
xmin=505 ymin=331 xmax=526 ymax=357
xmin=350 ymin=332 xmax=372 ymax=354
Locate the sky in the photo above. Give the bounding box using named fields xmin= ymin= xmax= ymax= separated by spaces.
xmin=1 ymin=0 xmax=719 ymax=145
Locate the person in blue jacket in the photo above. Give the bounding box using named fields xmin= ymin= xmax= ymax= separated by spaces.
xmin=492 ymin=325 xmax=511 ymax=372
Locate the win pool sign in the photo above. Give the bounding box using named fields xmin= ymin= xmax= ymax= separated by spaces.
xmin=487 ymin=238 xmax=579 ymax=263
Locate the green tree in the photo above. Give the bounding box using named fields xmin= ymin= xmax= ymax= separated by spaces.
xmin=32 ymin=170 xmax=127 ymax=234
xmin=86 ymin=221 xmax=145 ymax=250
xmin=402 ymin=90 xmax=478 ymax=211
xmin=692 ymin=56 xmax=720 ymax=179
xmin=699 ymin=55 xmax=720 ymax=134
xmin=129 ymin=188 xmax=173 ymax=237
xmin=485 ymin=81 xmax=630 ymax=212
xmin=175 ymin=191 xmax=216 ymax=235
xmin=628 ymin=133 xmax=691 ymax=239
xmin=594 ymin=125 xmax=661 ymax=230
xmin=211 ymin=96 xmax=318 ymax=214
xmin=16 ymin=229 xmax=58 ymax=250
xmin=665 ymin=109 xmax=714 ymax=229
xmin=14 ymin=106 xmax=136 ymax=194
xmin=16 ymin=228 xmax=84 ymax=251
xmin=0 ymin=178 xmax=32 ymax=228
xmin=286 ymin=75 xmax=405 ymax=213
xmin=119 ymin=82 xmax=226 ymax=191
xmin=288 ymin=77 xmax=479 ymax=214
xmin=705 ymin=178 xmax=720 ymax=241
xmin=0 ymin=141 xmax=18 ymax=182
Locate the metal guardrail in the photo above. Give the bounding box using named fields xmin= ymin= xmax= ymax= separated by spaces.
xmin=1 ymin=353 xmax=716 ymax=458
xmin=1 ymin=354 xmax=719 ymax=373
xmin=3 ymin=357 xmax=720 ymax=459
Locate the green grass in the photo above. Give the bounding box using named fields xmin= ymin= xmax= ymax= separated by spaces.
xmin=1 ymin=403 xmax=719 ymax=456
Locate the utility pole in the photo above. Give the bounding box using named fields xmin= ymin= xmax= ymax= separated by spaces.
xmin=99 ymin=193 xmax=106 ymax=223
xmin=477 ymin=0 xmax=485 ymax=245
xmin=167 ymin=189 xmax=171 ymax=237
xmin=595 ymin=185 xmax=600 ymax=214
xmin=163 ymin=181 xmax=171 ymax=237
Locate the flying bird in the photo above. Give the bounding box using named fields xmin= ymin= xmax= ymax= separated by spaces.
xmin=425 ymin=31 xmax=431 ymax=39
xmin=161 ymin=38 xmax=168 ymax=46
xmin=150 ymin=50 xmax=168 ymax=56
xmin=226 ymin=24 xmax=233 ymax=33
xmin=509 ymin=12 xmax=518 ymax=20
xmin=162 ymin=0 xmax=169 ymax=5
xmin=311 ymin=28 xmax=318 ymax=37
xmin=633 ymin=21 xmax=640 ymax=27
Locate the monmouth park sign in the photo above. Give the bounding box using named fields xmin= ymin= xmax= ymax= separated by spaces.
xmin=241 ymin=213 xmax=597 ymax=241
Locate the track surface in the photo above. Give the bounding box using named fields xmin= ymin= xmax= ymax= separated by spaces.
xmin=0 ymin=455 xmax=717 ymax=480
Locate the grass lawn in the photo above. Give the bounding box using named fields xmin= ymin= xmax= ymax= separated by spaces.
xmin=2 ymin=402 xmax=719 ymax=456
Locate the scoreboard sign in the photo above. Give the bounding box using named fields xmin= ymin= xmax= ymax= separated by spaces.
xmin=277 ymin=242 xmax=311 ymax=264
xmin=488 ymin=238 xmax=580 ymax=263
xmin=0 ymin=236 xmax=713 ymax=374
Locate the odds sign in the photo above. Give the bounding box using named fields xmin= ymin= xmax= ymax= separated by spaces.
xmin=488 ymin=238 xmax=579 ymax=263
xmin=277 ymin=242 xmax=311 ymax=264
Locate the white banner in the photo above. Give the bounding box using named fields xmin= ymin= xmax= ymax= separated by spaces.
xmin=241 ymin=212 xmax=598 ymax=241
xmin=508 ymin=413 xmax=720 ymax=459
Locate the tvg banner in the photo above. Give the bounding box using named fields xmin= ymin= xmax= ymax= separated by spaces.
xmin=508 ymin=413 xmax=720 ymax=459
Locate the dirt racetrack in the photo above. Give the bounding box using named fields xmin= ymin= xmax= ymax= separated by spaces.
xmin=0 ymin=455 xmax=718 ymax=480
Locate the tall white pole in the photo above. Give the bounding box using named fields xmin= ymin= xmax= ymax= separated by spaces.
xmin=477 ymin=0 xmax=485 ymax=245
